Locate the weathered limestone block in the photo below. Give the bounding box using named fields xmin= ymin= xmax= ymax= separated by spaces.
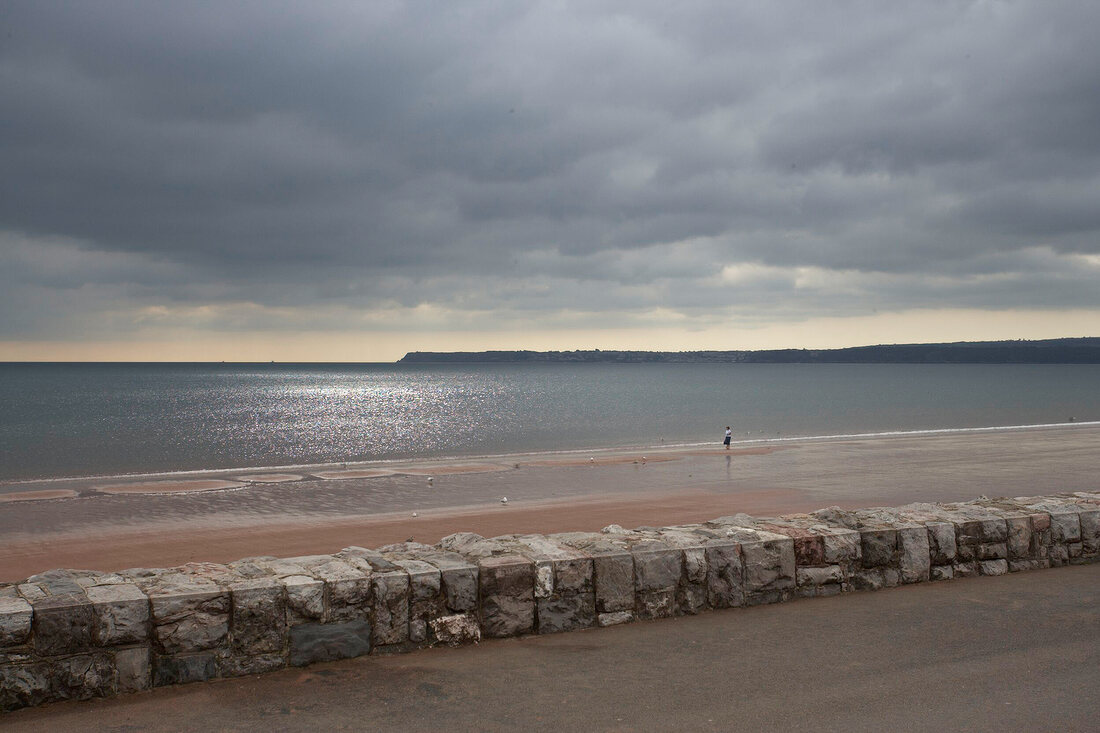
xmin=979 ymin=559 xmax=1009 ymax=576
xmin=114 ymin=646 xmax=151 ymax=693
xmin=428 ymin=614 xmax=480 ymax=646
xmin=703 ymin=542 xmax=745 ymax=609
xmin=135 ymin=574 xmax=230 ymax=654
xmin=550 ymin=533 xmax=635 ymax=614
xmin=387 ymin=558 xmax=443 ymax=644
xmin=49 ymin=652 xmax=116 ymax=700
xmin=510 ymin=535 xmax=595 ymax=634
xmin=796 ymin=565 xmax=845 ymax=588
xmin=897 ymin=526 xmax=930 ymax=584
xmin=926 ymin=522 xmax=957 ymax=565
xmin=153 ymin=652 xmax=217 ymax=686
xmin=859 ymin=528 xmax=898 ymax=568
xmin=930 ymin=565 xmax=954 ymax=581
xmin=954 ymin=561 xmax=980 ymax=578
xmin=1048 ymin=511 xmax=1082 ymax=544
xmin=282 ymin=575 xmax=325 ymax=625
xmin=1078 ymin=509 xmax=1100 ymax=555
xmin=477 ymin=554 xmax=535 ymax=638
xmin=0 ymin=661 xmax=53 ymax=712
xmin=32 ymin=594 xmax=97 ymax=657
xmin=216 ymin=650 xmax=286 ymax=678
xmin=1008 ymin=559 xmax=1049 ymax=573
xmin=0 ymin=588 xmax=33 ymax=648
xmin=296 ymin=557 xmax=372 ymax=623
xmin=289 ymin=620 xmax=371 ymax=666
xmin=822 ymin=529 xmax=862 ymax=567
xmin=738 ymin=536 xmax=796 ymax=603
xmin=425 ymin=553 xmax=479 ymax=614
xmin=369 ymin=570 xmax=410 ymax=646
xmin=631 ymin=547 xmax=681 ymax=619
xmin=597 ymin=611 xmax=634 ymax=627
xmin=85 ymin=583 xmax=150 ymax=646
xmin=851 ymin=566 xmax=901 ymax=591
xmin=230 ymin=578 xmax=286 ymax=655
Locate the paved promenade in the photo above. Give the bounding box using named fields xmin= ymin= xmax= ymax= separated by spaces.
xmin=5 ymin=563 xmax=1097 ymax=732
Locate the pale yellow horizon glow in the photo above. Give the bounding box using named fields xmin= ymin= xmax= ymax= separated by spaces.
xmin=2 ymin=308 xmax=1098 ymax=363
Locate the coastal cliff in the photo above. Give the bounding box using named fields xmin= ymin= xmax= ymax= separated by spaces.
xmin=400 ymin=337 xmax=1100 ymax=364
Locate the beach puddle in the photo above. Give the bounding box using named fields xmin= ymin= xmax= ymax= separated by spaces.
xmin=95 ymin=479 xmax=246 ymax=495
xmin=312 ymin=469 xmax=396 ymax=480
xmin=397 ymin=465 xmax=509 ymax=476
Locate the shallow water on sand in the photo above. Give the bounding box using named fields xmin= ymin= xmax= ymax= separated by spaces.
xmin=2 ymin=362 xmax=1099 ymax=482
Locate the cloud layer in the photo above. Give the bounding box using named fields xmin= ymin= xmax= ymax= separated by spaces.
xmin=2 ymin=1 xmax=1099 ymax=354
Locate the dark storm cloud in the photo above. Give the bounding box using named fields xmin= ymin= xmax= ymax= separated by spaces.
xmin=2 ymin=0 xmax=1099 ymax=340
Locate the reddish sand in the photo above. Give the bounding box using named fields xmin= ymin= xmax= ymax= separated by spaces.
xmin=521 ymin=454 xmax=680 ymax=467
xmin=234 ymin=473 xmax=305 ymax=483
xmin=0 ymin=490 xmax=79 ymax=503
xmin=0 ymin=488 xmax=839 ymax=582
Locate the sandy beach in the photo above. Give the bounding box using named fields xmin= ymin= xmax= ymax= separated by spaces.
xmin=1 ymin=424 xmax=1097 ymax=582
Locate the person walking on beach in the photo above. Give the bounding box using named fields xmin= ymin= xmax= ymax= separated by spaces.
xmin=723 ymin=426 xmax=732 ymax=449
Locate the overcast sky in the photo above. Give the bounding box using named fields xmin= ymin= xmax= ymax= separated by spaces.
xmin=2 ymin=1 xmax=1099 ymax=360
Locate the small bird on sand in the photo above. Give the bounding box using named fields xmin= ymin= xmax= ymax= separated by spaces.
xmin=427 ymin=477 xmax=433 ymax=485
xmin=501 ymin=496 xmax=508 ymax=504
xmin=412 ymin=512 xmax=418 ymax=517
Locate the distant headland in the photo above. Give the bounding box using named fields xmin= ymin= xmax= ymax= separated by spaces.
xmin=400 ymin=337 xmax=1100 ymax=364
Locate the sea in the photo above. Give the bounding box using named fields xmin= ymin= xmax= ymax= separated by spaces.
xmin=1 ymin=362 xmax=1099 ymax=483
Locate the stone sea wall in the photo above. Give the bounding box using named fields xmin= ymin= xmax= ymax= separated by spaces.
xmin=3 ymin=491 xmax=1099 ymax=712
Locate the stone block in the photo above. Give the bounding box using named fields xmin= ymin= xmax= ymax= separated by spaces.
xmin=740 ymin=538 xmax=796 ymax=595
xmin=897 ymin=526 xmax=930 ymax=584
xmin=792 ymin=534 xmax=825 ymax=567
xmin=954 ymin=561 xmax=980 ymax=577
xmin=33 ymin=593 xmax=97 ymax=657
xmin=591 ymin=552 xmax=634 ymax=613
xmin=309 ymin=560 xmax=371 ymax=623
xmin=390 ymin=559 xmax=444 ymax=642
xmin=705 ymin=542 xmax=744 ymax=609
xmin=859 ymin=529 xmax=897 ymax=568
xmin=0 ymin=661 xmax=52 ymax=712
xmin=50 ymin=652 xmax=116 ymax=701
xmin=822 ymin=530 xmax=862 ymax=565
xmin=1008 ymin=559 xmax=1049 ymax=573
xmin=1049 ymin=511 xmax=1081 ymax=544
xmin=930 ymin=565 xmax=954 ymax=581
xmin=478 ymin=555 xmax=535 ymax=638
xmin=231 ymin=579 xmax=287 ymax=655
xmin=428 ymin=614 xmax=481 ymax=646
xmin=283 ymin=575 xmax=325 ymax=625
xmin=289 ymin=620 xmax=371 ymax=666
xmin=115 ymin=646 xmax=151 ymax=693
xmin=0 ymin=591 xmax=33 ymax=648
xmin=147 ymin=586 xmax=230 ymax=654
xmin=1004 ymin=515 xmax=1033 ymax=559
xmin=926 ymin=522 xmax=957 ymax=565
xmin=976 ymin=543 xmax=1008 ymax=561
xmin=216 ymin=650 xmax=286 ymax=677
xmin=371 ymin=570 xmax=410 ymax=646
xmin=86 ymin=583 xmax=150 ymax=646
xmin=537 ymin=593 xmax=596 ymax=634
xmin=979 ymin=559 xmax=1008 ymax=576
xmin=423 ymin=554 xmax=478 ymax=613
xmin=957 ymin=518 xmax=1008 ymax=545
xmin=153 ymin=652 xmax=218 ymax=686
xmin=632 ymin=548 xmax=680 ymax=619
xmin=796 ymin=565 xmax=845 ymax=587
xmin=1079 ymin=510 xmax=1100 ymax=554
xmin=597 ymin=611 xmax=634 ymax=627
xmin=851 ymin=567 xmax=900 ymax=591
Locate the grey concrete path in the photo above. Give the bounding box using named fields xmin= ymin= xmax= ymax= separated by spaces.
xmin=5 ymin=564 xmax=1098 ymax=732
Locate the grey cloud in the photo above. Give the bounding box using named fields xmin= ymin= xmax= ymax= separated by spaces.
xmin=2 ymin=1 xmax=1099 ymax=342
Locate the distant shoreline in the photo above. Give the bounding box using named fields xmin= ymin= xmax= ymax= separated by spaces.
xmin=400 ymin=337 xmax=1100 ymax=364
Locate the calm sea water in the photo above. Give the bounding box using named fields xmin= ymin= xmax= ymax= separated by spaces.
xmin=1 ymin=362 xmax=1098 ymax=482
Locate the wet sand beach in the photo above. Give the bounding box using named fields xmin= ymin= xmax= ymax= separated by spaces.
xmin=1 ymin=424 xmax=1097 ymax=582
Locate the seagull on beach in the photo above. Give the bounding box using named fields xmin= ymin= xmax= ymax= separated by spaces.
xmin=427 ymin=476 xmax=433 ymax=485
xmin=501 ymin=496 xmax=508 ymax=504
xmin=412 ymin=512 xmax=418 ymax=517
